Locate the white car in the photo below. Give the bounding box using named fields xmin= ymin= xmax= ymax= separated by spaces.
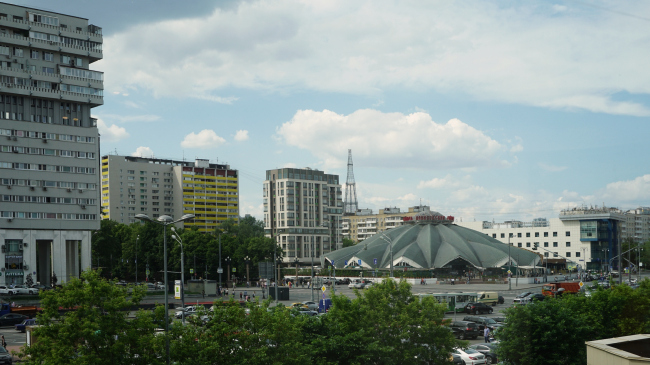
xmin=363 ymin=282 xmax=374 ymax=289
xmin=0 ymin=286 xmax=11 ymax=295
xmin=453 ymin=347 xmax=487 ymax=365
xmin=12 ymin=285 xmax=38 ymax=295
xmin=348 ymin=280 xmax=361 ymax=289
xmin=175 ymin=306 xmax=196 ymax=319
xmin=302 ymin=301 xmax=318 ymax=311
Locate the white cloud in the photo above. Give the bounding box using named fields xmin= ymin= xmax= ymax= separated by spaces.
xmin=100 ymin=114 xmax=161 ymax=123
xmin=180 ymin=129 xmax=226 ymax=149
xmin=96 ymin=118 xmax=129 ymax=142
xmin=601 ymin=174 xmax=650 ymax=202
xmin=538 ymin=163 xmax=568 ymax=172
xmin=102 ymin=1 xmax=650 ymax=116
xmin=283 ymin=162 xmax=297 ymax=168
xmin=417 ymin=175 xmax=460 ymax=189
xmin=277 ymin=109 xmax=507 ymax=170
xmin=131 ymin=146 xmax=154 ymax=158
xmin=234 ymin=130 xmax=249 ymax=141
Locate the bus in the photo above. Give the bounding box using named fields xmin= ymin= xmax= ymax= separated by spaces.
xmin=417 ymin=292 xmax=478 ymax=313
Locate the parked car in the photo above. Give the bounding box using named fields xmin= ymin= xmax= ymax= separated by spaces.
xmin=469 ymin=343 xmax=499 ymax=365
xmin=336 ymin=278 xmax=351 ymax=285
xmin=513 ymin=292 xmax=532 ymax=304
xmin=0 ymin=313 xmax=28 ymax=327
xmin=15 ymin=318 xmax=36 ymax=333
xmin=464 ymin=302 xmax=493 ymax=315
xmin=30 ymin=284 xmax=52 ymax=291
xmin=0 ymin=286 xmax=11 ymax=295
xmin=302 ymin=301 xmax=319 ymax=311
xmin=363 ymin=282 xmax=374 ymax=289
xmin=462 ymin=316 xmax=503 ymax=332
xmin=292 ymin=307 xmax=318 ymax=316
xmin=0 ymin=346 xmax=11 ymax=364
xmin=12 ymin=285 xmax=38 ymax=295
xmin=518 ymin=293 xmax=545 ymax=304
xmin=175 ymin=306 xmax=197 ymax=319
xmin=453 ymin=347 xmax=487 ymax=364
xmin=348 ymin=279 xmax=361 ymax=289
xmin=451 ymin=353 xmax=465 ymax=365
xmin=492 ymin=317 xmax=507 ymax=324
xmin=449 ymin=321 xmax=480 ymax=340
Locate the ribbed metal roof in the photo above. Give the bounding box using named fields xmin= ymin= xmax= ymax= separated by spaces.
xmin=325 ymin=222 xmax=541 ymax=270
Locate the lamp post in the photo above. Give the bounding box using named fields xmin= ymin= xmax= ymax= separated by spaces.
xmin=508 ymin=233 xmax=512 ymax=290
xmin=294 ymin=257 xmax=299 ymax=287
xmin=216 ymin=228 xmax=223 ymax=294
xmin=225 ymin=256 xmax=231 ymax=285
xmin=135 ymin=235 xmax=139 ymax=284
xmin=170 ymin=229 xmax=186 ymax=324
xmin=135 ymin=213 xmax=194 ymax=365
xmin=244 ymin=256 xmax=250 ymax=286
xmin=379 ymin=232 xmax=393 ymax=278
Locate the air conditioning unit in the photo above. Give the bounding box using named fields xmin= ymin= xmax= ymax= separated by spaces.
xmin=42 ymin=187 xmax=47 ymax=191
xmin=23 ymin=242 xmax=28 ymax=247
xmin=19 ymin=244 xmax=23 ymax=250
xmin=6 ymin=136 xmax=10 ymax=140
xmin=1 ymin=245 xmax=5 ymax=253
xmin=42 ymin=139 xmax=47 ymax=143
xmin=7 ymin=185 xmax=11 ymax=189
xmin=66 ymin=188 xmax=71 ymax=192
xmin=30 ymin=186 xmax=34 ymax=191
xmin=6 ymin=219 xmax=11 ymax=223
xmin=23 ymin=265 xmax=28 ymax=270
xmin=80 ymin=205 xmax=86 ymax=209
xmin=79 ymin=189 xmax=83 ymax=193
xmin=12 ymin=136 xmax=16 ymax=141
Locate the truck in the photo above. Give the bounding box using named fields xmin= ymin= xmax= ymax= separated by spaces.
xmin=541 ymin=282 xmax=581 ymax=297
xmin=0 ymin=302 xmax=40 ymax=318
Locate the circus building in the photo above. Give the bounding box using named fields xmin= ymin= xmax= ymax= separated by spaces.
xmin=324 ymin=211 xmax=542 ymax=274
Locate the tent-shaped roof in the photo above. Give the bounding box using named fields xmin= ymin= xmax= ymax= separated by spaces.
xmin=325 ymin=222 xmax=541 ymax=270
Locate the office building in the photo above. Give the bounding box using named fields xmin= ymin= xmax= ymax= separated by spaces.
xmin=342 ymin=205 xmax=431 ymax=242
xmin=101 ymin=155 xmax=239 ymax=232
xmin=263 ymin=167 xmax=342 ymax=263
xmin=0 ymin=3 xmax=102 ymax=285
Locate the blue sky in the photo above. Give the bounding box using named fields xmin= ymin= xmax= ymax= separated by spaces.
xmin=16 ymin=0 xmax=650 ymax=221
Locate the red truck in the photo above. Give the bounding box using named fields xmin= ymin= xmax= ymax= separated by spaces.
xmin=541 ymin=282 xmax=581 ymax=297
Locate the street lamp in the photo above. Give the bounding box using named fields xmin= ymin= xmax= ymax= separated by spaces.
xmin=170 ymin=228 xmax=186 ymax=324
xmin=135 ymin=235 xmax=139 ymax=284
xmin=294 ymin=257 xmax=299 ymax=287
xmin=244 ymin=256 xmax=250 ymax=286
xmin=225 ymin=256 xmax=231 ymax=285
xmin=379 ymin=232 xmax=393 ymax=278
xmin=216 ymin=228 xmax=223 ymax=295
xmin=134 ymin=213 xmax=194 ymax=365
xmin=508 ymin=233 xmax=512 ymax=290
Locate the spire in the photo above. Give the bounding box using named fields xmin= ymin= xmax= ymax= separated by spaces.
xmin=344 ymin=149 xmax=358 ymax=215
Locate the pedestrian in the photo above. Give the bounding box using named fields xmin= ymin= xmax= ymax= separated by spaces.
xmin=240 ymin=291 xmax=243 ymax=300
xmin=202 ymin=289 xmax=205 ymax=299
xmin=484 ymin=327 xmax=490 ymax=343
xmin=252 ymin=292 xmax=256 ymax=299
xmin=244 ymin=290 xmax=247 ymax=299
xmin=1 ymin=335 xmax=6 ymax=349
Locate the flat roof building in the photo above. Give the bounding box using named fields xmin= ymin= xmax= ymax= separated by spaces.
xmin=342 ymin=205 xmax=432 ymax=242
xmin=0 ymin=3 xmax=102 ymax=285
xmin=101 ymin=155 xmax=239 ymax=232
xmin=264 ymin=167 xmax=342 ymax=263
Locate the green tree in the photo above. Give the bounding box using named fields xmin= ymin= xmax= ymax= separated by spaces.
xmin=18 ymin=270 xmax=163 ymax=365
xmin=342 ymin=238 xmax=356 ymax=248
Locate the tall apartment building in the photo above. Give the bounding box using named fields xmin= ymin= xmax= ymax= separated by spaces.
xmin=101 ymin=155 xmax=239 ymax=232
xmin=263 ymin=168 xmax=342 ymax=263
xmin=342 ymin=205 xmax=431 ymax=242
xmin=0 ymin=3 xmax=102 ymax=285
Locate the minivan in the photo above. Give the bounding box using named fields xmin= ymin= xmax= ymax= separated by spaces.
xmin=476 ymin=291 xmax=499 ymax=306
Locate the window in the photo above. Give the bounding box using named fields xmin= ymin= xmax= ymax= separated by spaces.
xmin=500 ymin=233 xmax=505 ymax=238
xmin=553 ymin=232 xmax=557 ymax=237
xmin=526 ymin=242 xmax=531 ymax=247
xmin=576 ymin=252 xmax=581 ymax=257
xmin=61 ymin=55 xmax=71 ymax=64
xmin=43 ymin=52 xmax=53 ymax=62
xmin=30 ymin=50 xmax=39 ymax=59
xmin=75 ymin=58 xmax=82 ymax=67
xmin=566 ymin=231 xmax=570 ymax=237
xmin=492 ymin=234 xmax=496 ymax=238
xmin=566 ymin=242 xmax=571 ymax=247
xmin=535 ymin=232 xmax=539 ymax=237
xmin=13 ymin=47 xmax=23 ymax=57
xmin=544 ymin=232 xmax=548 ymax=237
xmin=544 ymin=252 xmax=549 ymax=257
xmin=566 ymin=252 xmax=571 ymax=258
xmin=544 ymin=242 xmax=549 ymax=247
xmin=553 ymin=242 xmax=558 ymax=247
xmin=42 ymin=67 xmax=54 ymax=74
xmin=517 ymin=233 xmax=522 ymax=238
xmin=517 ymin=243 xmax=522 ymax=247
xmin=526 ymin=233 xmax=530 ymax=237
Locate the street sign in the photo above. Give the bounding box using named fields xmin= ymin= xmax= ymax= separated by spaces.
xmin=507 ymin=270 xmax=512 ymax=274
xmin=258 ymin=262 xmax=274 ymax=279
xmin=33 ymin=271 xmax=36 ymax=275
xmin=146 ymin=269 xmax=150 ymax=276
xmin=190 ymin=269 xmax=194 ymax=274
xmin=344 ymin=260 xmax=348 ymax=265
xmin=357 ymin=259 xmax=362 ymax=266
xmin=321 ymin=285 xmax=327 ymax=292
xmin=331 ymin=260 xmax=335 ymax=265
xmin=579 ymin=281 xmax=584 ymax=288
xmin=232 ymin=268 xmax=236 ymax=272
xmin=373 ymin=258 xmax=377 ymax=265
xmin=217 ymin=268 xmax=223 ymax=274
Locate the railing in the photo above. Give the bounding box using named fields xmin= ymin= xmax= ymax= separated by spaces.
xmin=0 ymin=16 xmax=102 ymax=37
xmin=0 ymin=31 xmax=102 ymax=54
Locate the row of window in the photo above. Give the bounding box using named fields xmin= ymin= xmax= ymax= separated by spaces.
xmin=0 ymin=145 xmax=95 ymax=159
xmin=0 ymin=111 xmax=86 ymax=127
xmin=0 ymin=128 xmax=96 ymax=143
xmin=0 ymin=178 xmax=96 ymax=190
xmin=494 ymin=231 xmax=570 ymax=238
xmin=542 ymin=252 xmax=581 ymax=258
xmin=25 ymin=31 xmax=102 ymax=51
xmin=516 ymin=242 xmax=571 ymax=248
xmin=2 ymin=195 xmax=95 ymax=205
xmin=0 ymin=161 xmax=96 ymax=174
xmin=0 ymin=75 xmax=103 ymax=96
xmin=0 ymin=211 xmax=97 ymax=220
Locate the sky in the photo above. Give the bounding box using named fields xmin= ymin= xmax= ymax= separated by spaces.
xmin=15 ymin=0 xmax=650 ymax=222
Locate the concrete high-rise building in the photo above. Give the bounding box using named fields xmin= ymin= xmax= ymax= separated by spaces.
xmin=101 ymin=155 xmax=239 ymax=232
xmin=0 ymin=3 xmax=103 ymax=285
xmin=263 ymin=167 xmax=342 ymax=263
xmin=342 ymin=205 xmax=431 ymax=242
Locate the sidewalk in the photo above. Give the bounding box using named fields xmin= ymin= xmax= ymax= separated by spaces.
xmin=7 ymin=345 xmax=22 ymax=361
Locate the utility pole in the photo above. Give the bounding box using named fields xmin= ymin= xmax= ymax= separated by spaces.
xmin=135 ymin=235 xmax=139 ymax=283
xmin=508 ymin=233 xmax=511 ymax=290
xmin=194 ymin=254 xmax=196 ymax=279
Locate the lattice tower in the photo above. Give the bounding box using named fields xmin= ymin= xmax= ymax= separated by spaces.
xmin=344 ymin=149 xmax=358 ymax=215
